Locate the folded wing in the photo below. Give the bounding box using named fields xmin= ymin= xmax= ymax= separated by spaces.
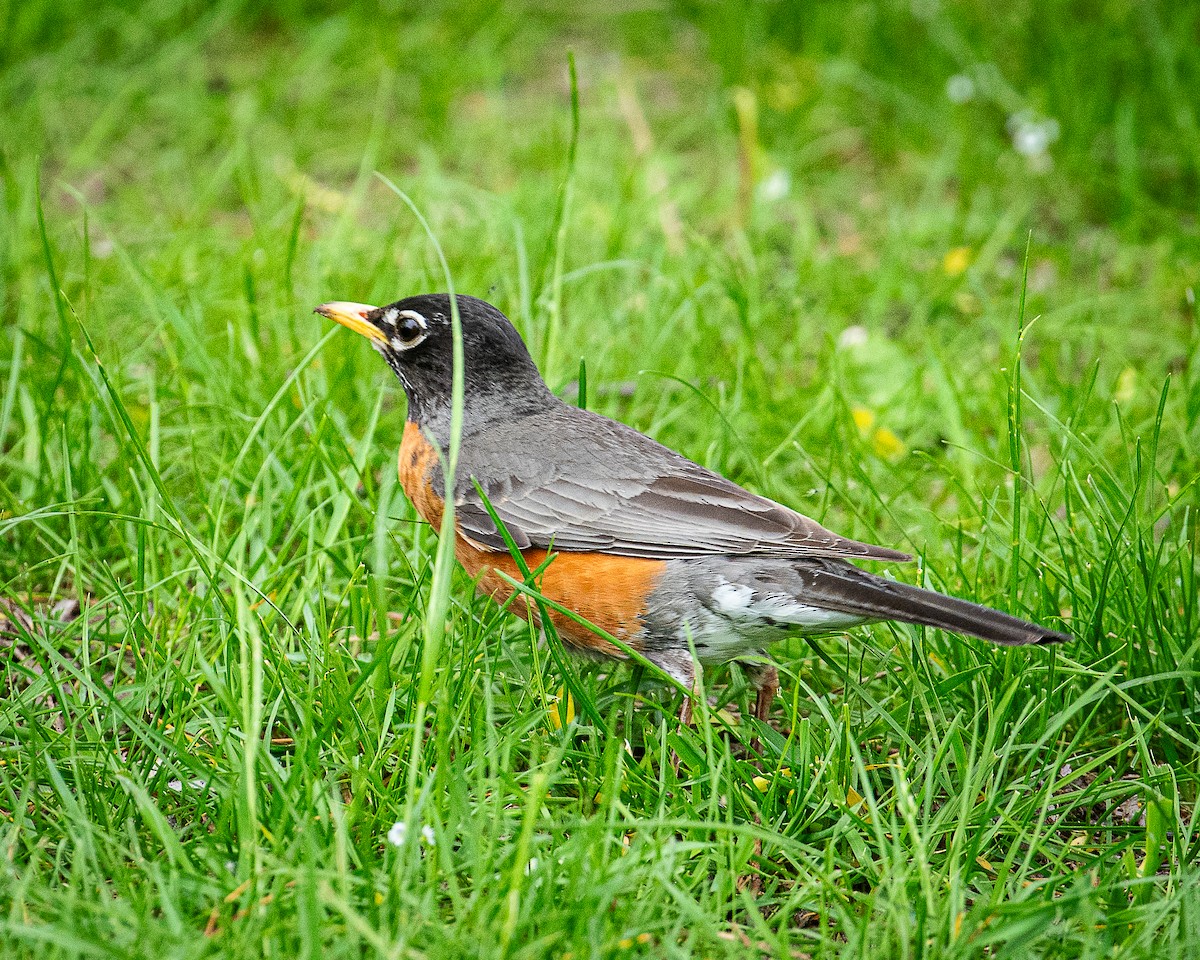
xmin=448 ymin=407 xmax=911 ymax=563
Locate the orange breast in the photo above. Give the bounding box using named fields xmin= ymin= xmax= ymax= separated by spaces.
xmin=397 ymin=423 xmax=665 ymax=657
xmin=398 ymin=422 xmax=446 ymax=528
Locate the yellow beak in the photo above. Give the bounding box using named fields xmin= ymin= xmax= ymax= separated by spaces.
xmin=314 ymin=301 xmax=387 ymax=344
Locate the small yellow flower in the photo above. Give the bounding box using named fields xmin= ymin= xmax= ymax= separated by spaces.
xmin=871 ymin=426 xmax=906 ymax=460
xmin=853 ymin=406 xmax=906 ymax=460
xmin=845 ymin=786 xmax=872 ymax=822
xmin=548 ymin=686 xmax=575 ymax=729
xmin=851 ymin=406 xmax=876 ymax=432
xmin=943 ymin=246 xmax=972 ymax=276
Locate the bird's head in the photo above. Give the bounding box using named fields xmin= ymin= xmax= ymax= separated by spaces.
xmin=316 ymin=294 xmax=552 ymax=433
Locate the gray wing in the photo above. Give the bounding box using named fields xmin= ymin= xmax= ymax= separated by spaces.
xmin=444 ymin=406 xmax=911 ymax=563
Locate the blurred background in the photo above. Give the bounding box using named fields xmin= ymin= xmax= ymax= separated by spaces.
xmin=5 ymin=0 xmax=1198 ymax=509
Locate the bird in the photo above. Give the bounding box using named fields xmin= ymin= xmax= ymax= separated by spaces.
xmin=315 ymin=294 xmax=1069 ymax=725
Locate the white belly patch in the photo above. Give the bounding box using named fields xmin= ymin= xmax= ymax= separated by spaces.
xmin=687 ymin=577 xmax=867 ymax=663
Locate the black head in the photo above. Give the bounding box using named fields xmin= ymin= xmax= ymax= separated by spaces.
xmin=316 ymin=294 xmax=553 ymax=432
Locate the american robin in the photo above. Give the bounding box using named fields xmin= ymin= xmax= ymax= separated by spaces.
xmin=316 ymin=294 xmax=1069 ymax=723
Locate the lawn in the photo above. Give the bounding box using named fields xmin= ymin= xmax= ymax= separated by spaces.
xmin=2 ymin=1 xmax=1199 ymax=957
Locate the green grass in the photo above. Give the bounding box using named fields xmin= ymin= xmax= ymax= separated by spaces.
xmin=2 ymin=1 xmax=1200 ymax=957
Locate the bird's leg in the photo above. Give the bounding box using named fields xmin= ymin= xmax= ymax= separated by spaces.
xmin=645 ymin=653 xmax=699 ymax=776
xmin=676 ymin=659 xmax=701 ymax=726
xmin=739 ymin=659 xmax=779 ymax=757
xmin=672 ymin=669 xmax=701 ymax=777
xmin=644 ymin=649 xmax=699 ymax=726
xmin=748 ymin=662 xmax=779 ymax=722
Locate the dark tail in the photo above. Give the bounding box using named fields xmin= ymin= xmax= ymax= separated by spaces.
xmin=802 ymin=561 xmax=1070 ymax=646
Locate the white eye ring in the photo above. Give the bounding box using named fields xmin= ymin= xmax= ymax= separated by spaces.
xmin=390 ymin=309 xmax=428 ymax=351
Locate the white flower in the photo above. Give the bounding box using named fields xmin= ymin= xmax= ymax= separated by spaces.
xmin=1012 ymin=123 xmax=1052 ymax=157
xmin=1007 ymin=111 xmax=1060 ymax=169
xmin=421 ymin=825 xmax=436 ymax=847
xmin=837 ymin=325 xmax=869 ymax=350
xmin=945 ymin=74 xmax=975 ymax=104
xmin=756 ymin=169 xmax=791 ymax=202
xmin=387 ymin=822 xmax=407 ymax=847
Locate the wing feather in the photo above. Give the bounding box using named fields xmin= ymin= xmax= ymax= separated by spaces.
xmin=447 ymin=406 xmax=911 ymax=563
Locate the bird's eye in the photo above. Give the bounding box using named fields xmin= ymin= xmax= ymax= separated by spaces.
xmin=392 ymin=309 xmax=428 ymax=348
